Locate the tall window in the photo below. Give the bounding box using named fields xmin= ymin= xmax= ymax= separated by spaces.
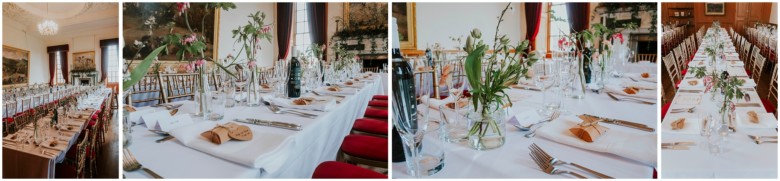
xmin=54 ymin=51 xmax=65 ymax=84
xmin=107 ymin=45 xmax=119 ymax=82
xmin=548 ymin=3 xmax=571 ymax=52
xmin=294 ymin=2 xmax=312 ymax=55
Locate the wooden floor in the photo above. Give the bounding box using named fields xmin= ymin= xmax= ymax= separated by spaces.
xmin=95 ymin=110 xmax=119 ymax=178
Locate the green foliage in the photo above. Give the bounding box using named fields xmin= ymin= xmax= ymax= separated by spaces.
xmin=231 ymin=11 xmax=274 ymax=63
xmin=123 ymin=46 xmax=167 ymax=91
xmin=691 ymin=67 xmax=707 ymax=79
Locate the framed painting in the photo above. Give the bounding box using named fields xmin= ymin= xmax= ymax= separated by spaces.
xmin=343 ymin=2 xmax=389 ymax=30
xmin=705 ymin=3 xmax=725 ymax=16
xmin=72 ymin=51 xmax=96 ymax=72
xmin=122 ymin=3 xmax=220 ymax=61
xmin=2 ymin=45 xmax=30 ymax=87
xmin=391 ymin=2 xmax=417 ymax=50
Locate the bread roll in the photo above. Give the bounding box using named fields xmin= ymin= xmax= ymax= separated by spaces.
xmin=201 ymin=127 xmax=231 ymax=145
xmin=747 ymin=111 xmax=760 ymax=124
xmin=671 ymin=118 xmax=685 ymax=130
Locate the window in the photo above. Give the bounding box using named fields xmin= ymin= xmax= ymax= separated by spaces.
xmin=54 ymin=51 xmax=65 ymax=84
xmin=107 ymin=45 xmax=119 ymax=82
xmin=294 ymin=2 xmax=311 ymax=56
xmin=548 ymin=3 xmax=571 ymax=52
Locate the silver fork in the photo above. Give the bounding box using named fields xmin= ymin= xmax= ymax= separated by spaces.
xmin=530 ymin=152 xmax=587 ymax=178
xmin=123 ymin=149 xmax=163 ymax=178
xmin=514 ymin=115 xmax=557 ymax=131
xmin=525 ymin=112 xmax=560 ymax=138
xmin=530 ymin=143 xmax=613 ymax=178
xmin=754 ymin=139 xmax=778 ymax=144
xmin=266 ymin=102 xmax=317 ymax=118
xmin=670 ymin=107 xmax=696 ymax=113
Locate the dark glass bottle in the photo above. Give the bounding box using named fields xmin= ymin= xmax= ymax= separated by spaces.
xmin=287 ymin=47 xmax=302 ymax=98
xmin=582 ymin=40 xmax=593 ymax=84
xmin=425 ymin=45 xmax=433 ymax=67
xmin=391 ymin=46 xmax=415 ymax=162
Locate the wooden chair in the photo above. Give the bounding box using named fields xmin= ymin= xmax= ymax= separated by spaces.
xmin=362 ymin=67 xmax=379 ymax=73
xmin=158 ymin=73 xmax=199 ymax=103
xmin=768 ymin=65 xmax=777 ymax=117
xmin=750 ymin=51 xmax=765 ymax=82
xmin=663 ymin=53 xmax=680 ymax=85
xmin=127 ymin=75 xmax=164 ymax=107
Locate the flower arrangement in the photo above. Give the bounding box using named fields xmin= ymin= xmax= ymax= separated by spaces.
xmin=704 ymin=71 xmax=747 ymax=114
xmin=462 ymin=3 xmax=540 ymax=149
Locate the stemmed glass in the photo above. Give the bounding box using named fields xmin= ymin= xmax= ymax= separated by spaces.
xmin=234 ymin=67 xmax=250 ymax=105
xmin=534 ymin=61 xmax=559 ymax=117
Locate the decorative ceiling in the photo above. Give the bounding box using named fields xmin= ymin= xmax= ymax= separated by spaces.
xmin=3 ymin=2 xmax=118 ymax=35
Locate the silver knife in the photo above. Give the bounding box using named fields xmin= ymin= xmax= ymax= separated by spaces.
xmin=238 ymin=118 xmax=302 ymax=131
xmin=584 ymin=114 xmax=655 ymax=132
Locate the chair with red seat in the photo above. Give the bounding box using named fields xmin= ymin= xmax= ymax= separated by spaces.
xmin=364 ymin=107 xmax=388 ymax=120
xmin=312 ymin=161 xmax=386 ymax=179
xmin=372 ymin=95 xmax=387 ymax=101
xmin=368 ymin=100 xmax=388 ymax=110
xmin=340 ymin=134 xmax=388 ymax=168
xmin=352 ymin=118 xmax=388 ymax=138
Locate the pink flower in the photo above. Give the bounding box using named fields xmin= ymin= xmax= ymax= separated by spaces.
xmin=195 ymin=59 xmax=205 ymax=67
xmin=176 ymin=3 xmax=190 ymax=16
xmin=557 ymin=37 xmax=566 ymax=49
xmin=182 ymin=33 xmax=197 ymax=45
xmin=729 ymin=102 xmax=736 ymax=112
xmin=182 ymin=63 xmax=194 ymax=73
xmin=612 ymin=33 xmax=624 ymax=44
xmin=261 ymin=25 xmax=272 ymax=33
xmin=248 ymin=61 xmax=257 ymax=68
xmin=703 ymin=76 xmax=713 ymax=92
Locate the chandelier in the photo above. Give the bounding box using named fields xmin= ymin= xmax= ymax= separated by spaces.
xmin=38 ymin=20 xmax=58 ymax=36
xmin=37 ymin=3 xmax=57 ymax=36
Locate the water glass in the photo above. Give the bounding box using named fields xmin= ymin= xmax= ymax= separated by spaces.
xmin=438 ymin=103 xmax=468 ymax=143
xmin=208 ymin=91 xmax=225 ymax=121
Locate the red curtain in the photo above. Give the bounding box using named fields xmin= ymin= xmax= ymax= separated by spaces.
xmin=524 ymin=3 xmax=543 ymax=51
xmin=566 ymin=3 xmax=590 ymax=33
xmin=277 ymin=3 xmax=294 ymax=60
xmin=307 ymin=2 xmax=328 ymax=61
xmin=47 ymin=45 xmax=68 ymax=84
xmin=48 ymin=52 xmax=56 ymax=85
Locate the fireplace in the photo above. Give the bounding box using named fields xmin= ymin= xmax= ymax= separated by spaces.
xmin=331 ymin=36 xmax=388 ymax=70
xmin=71 ymin=71 xmax=98 ymax=86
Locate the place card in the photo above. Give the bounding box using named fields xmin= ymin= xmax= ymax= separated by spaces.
xmin=156 ymin=114 xmax=194 ymax=132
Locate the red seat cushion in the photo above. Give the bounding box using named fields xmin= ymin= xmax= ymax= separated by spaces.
xmin=368 ymin=100 xmax=388 ymax=107
xmin=341 ymin=134 xmax=388 ymax=161
xmin=675 ymin=79 xmax=681 ymax=88
xmin=372 ymin=95 xmax=388 ymax=100
xmin=352 ymin=118 xmax=388 ymax=135
xmin=364 ymin=108 xmax=388 ymax=119
xmin=761 ymin=98 xmax=776 ymax=113
xmin=312 ymin=161 xmax=386 ymax=178
xmin=661 ymin=102 xmax=672 ymax=120
xmin=680 ymin=69 xmax=688 ymax=77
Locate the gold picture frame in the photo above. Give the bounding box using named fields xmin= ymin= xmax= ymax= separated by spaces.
xmin=343 ymin=2 xmax=388 ymax=30
xmin=705 ymin=3 xmax=725 ymax=16
xmin=2 ymin=45 xmax=30 ymax=87
xmin=392 ymin=2 xmax=417 ymax=50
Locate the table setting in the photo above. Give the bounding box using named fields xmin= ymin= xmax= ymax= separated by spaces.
xmin=3 ymin=85 xmax=111 ymax=178
xmin=661 ymin=24 xmax=777 ymax=178
xmin=391 ymin=4 xmax=657 ymax=178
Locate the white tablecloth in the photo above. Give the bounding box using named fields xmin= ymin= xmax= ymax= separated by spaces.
xmin=124 ymin=75 xmax=384 ymax=178
xmin=393 ymin=63 xmax=657 ymax=178
xmin=661 ymin=27 xmax=778 ymax=178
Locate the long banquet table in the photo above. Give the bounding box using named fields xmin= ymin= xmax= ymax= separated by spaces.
xmin=393 ymin=62 xmax=658 ymax=178
xmin=661 ymin=27 xmax=778 ymax=178
xmin=124 ymin=73 xmax=386 ymax=178
xmin=3 ymin=88 xmax=111 ymax=178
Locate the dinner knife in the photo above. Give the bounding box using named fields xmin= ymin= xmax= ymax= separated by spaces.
xmin=238 ymin=118 xmax=302 ymax=131
xmin=583 ymin=114 xmax=655 ymax=132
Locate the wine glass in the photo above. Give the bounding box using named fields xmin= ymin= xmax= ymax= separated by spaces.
xmin=393 ymin=72 xmax=433 ymax=178
xmin=534 ymin=61 xmax=559 ymax=117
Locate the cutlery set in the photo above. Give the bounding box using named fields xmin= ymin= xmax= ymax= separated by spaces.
xmin=529 ymin=143 xmax=613 ymax=179
xmin=581 ymin=114 xmax=655 ymax=132
xmin=661 ymin=142 xmax=695 ymax=150
xmin=748 ymin=135 xmax=777 ymax=145
xmin=606 ymin=92 xmax=655 ymax=105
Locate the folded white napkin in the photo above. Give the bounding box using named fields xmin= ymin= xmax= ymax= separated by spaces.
xmin=626 ymin=73 xmax=656 ymax=83
xmin=536 ymin=118 xmax=657 ymax=167
xmin=604 ymin=86 xmax=656 ymax=101
xmin=735 ymin=109 xmax=778 ymax=129
xmin=727 ymin=67 xmax=748 ymax=77
xmin=421 ymin=96 xmax=454 ymax=110
xmin=661 ymin=117 xmax=702 ymax=134
xmin=263 ymin=95 xmax=335 ymax=112
xmin=169 ymin=121 xmax=294 ymax=172
xmin=620 ymin=81 xmax=656 ymax=90
xmin=315 ymin=86 xmax=357 ymax=95
xmin=726 ymin=60 xmax=745 ymax=67
xmin=677 ymin=78 xmax=705 ymax=89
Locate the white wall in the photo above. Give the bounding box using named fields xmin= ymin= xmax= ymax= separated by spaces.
xmin=771 ymin=3 xmax=778 ymax=24
xmin=415 ymin=3 xmax=525 ymax=50
xmin=46 ymin=29 xmax=118 ymax=82
xmin=217 ymin=3 xmax=277 ymax=68
xmin=3 ymin=17 xmax=49 ymax=85
xmin=326 ymin=3 xmax=344 ymax=60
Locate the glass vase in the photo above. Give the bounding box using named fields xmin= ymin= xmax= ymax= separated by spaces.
xmin=466 ymin=103 xmax=506 ymax=150
xmin=194 ymin=72 xmax=209 ymax=118
xmin=247 ymin=70 xmax=262 ymax=107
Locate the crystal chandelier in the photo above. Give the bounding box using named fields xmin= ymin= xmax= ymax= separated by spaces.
xmin=37 ymin=3 xmax=57 ymax=36
xmin=38 ymin=20 xmax=58 ymax=36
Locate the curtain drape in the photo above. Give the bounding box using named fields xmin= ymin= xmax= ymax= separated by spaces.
xmin=277 ymin=3 xmax=294 ymax=60
xmin=47 ymin=45 xmax=69 ymax=84
xmin=100 ymin=38 xmax=119 ymax=82
xmin=566 ymin=3 xmax=590 ymax=34
xmin=307 ymin=2 xmax=328 ymax=61
xmin=525 ymin=3 xmax=543 ymax=51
